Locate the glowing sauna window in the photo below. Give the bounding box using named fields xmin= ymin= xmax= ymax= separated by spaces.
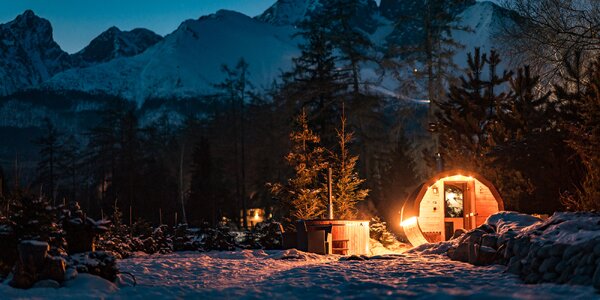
xmin=444 ymin=184 xmax=464 ymax=218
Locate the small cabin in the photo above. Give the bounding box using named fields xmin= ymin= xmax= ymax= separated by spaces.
xmin=400 ymin=170 xmax=504 ymax=246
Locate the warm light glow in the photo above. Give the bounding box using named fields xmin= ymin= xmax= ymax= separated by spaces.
xmin=400 ymin=216 xmax=418 ymax=227
xmin=253 ymin=211 xmax=260 ymax=220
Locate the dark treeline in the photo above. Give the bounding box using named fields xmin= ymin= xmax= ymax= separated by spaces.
xmin=2 ymin=0 xmax=600 ymax=229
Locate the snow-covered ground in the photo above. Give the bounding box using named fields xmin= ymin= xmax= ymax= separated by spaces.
xmin=1 ymin=249 xmax=597 ymax=299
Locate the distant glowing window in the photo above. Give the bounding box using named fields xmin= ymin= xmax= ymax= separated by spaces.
xmin=444 ymin=184 xmax=464 ymax=218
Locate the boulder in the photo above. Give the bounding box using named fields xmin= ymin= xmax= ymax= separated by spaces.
xmin=539 ymin=257 xmax=561 ymax=273
xmin=450 ymin=229 xmax=467 ymax=240
xmin=592 ymin=263 xmax=600 ymax=289
xmin=43 ymin=256 xmax=66 ymax=282
xmin=481 ymin=234 xmax=498 ymax=249
xmin=10 ymin=240 xmax=50 ymax=289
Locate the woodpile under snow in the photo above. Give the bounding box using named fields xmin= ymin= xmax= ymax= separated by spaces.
xmin=441 ymin=211 xmax=600 ymax=290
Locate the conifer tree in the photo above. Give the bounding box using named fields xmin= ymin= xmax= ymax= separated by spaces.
xmin=34 ymin=118 xmax=62 ymax=204
xmin=188 ymin=135 xmax=217 ymax=225
xmin=318 ymin=0 xmax=375 ymax=94
xmin=329 ymin=114 xmax=369 ymax=220
xmin=380 ymin=131 xmax=420 ymax=211
xmin=282 ymin=16 xmax=346 ymax=146
xmin=269 ymin=110 xmax=327 ymax=223
xmin=561 ymin=60 xmax=600 ymax=210
xmin=386 ymin=0 xmax=470 ymax=107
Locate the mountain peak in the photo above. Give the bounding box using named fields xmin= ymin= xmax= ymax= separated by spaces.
xmin=72 ymin=26 xmax=162 ymax=66
xmin=0 ymin=10 xmax=70 ymax=96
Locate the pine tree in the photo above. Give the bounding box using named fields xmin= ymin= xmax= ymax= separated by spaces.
xmin=386 ymin=0 xmax=470 ymax=108
xmin=317 ymin=0 xmax=375 ymax=94
xmin=214 ymin=58 xmax=253 ymax=228
xmin=487 ymin=66 xmax=556 ymax=211
xmin=33 ymin=118 xmax=62 ymax=204
xmin=329 ymin=114 xmax=369 ymax=220
xmin=57 ymin=134 xmax=81 ymax=203
xmin=282 ymin=16 xmax=346 ymax=146
xmin=269 ymin=110 xmax=327 ymax=224
xmin=561 ymin=60 xmax=600 ymax=210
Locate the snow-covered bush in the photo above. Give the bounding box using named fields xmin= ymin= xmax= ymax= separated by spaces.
xmin=67 ymin=251 xmax=118 ymax=282
xmin=370 ymin=217 xmax=404 ymax=251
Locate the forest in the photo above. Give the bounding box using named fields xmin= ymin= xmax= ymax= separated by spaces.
xmin=1 ymin=0 xmax=599 ymax=233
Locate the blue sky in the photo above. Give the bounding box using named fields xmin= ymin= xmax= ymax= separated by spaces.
xmin=0 ymin=0 xmax=276 ymax=53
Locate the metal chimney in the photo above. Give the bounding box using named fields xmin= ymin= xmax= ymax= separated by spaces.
xmin=327 ymin=167 xmax=333 ymax=219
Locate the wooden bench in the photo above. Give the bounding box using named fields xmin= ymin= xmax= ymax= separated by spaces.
xmin=332 ymin=239 xmax=349 ymax=255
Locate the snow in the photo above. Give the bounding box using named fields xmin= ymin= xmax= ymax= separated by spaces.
xmin=485 ymin=211 xmax=542 ymax=235
xmin=1 ymin=249 xmax=597 ymax=299
xmin=44 ymin=10 xmax=299 ymax=105
xmin=519 ymin=212 xmax=600 ymax=245
xmin=39 ymin=1 xmax=514 ymax=105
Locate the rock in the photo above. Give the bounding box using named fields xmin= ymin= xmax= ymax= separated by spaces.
xmin=10 ymin=240 xmax=50 ymax=289
xmin=539 ymin=257 xmax=561 ymax=273
xmin=450 ymin=229 xmax=467 ymax=240
xmin=43 ymin=256 xmax=66 ymax=283
xmin=343 ymin=255 xmax=367 ymax=261
xmin=68 ymin=251 xmax=118 ymax=282
xmin=473 ymin=245 xmax=497 ymax=266
xmin=524 ymin=272 xmax=541 ymax=284
xmin=18 ymin=240 xmax=49 ymax=270
xmin=477 ymin=224 xmax=495 ymax=234
xmin=550 ymin=244 xmax=568 ymax=257
xmin=564 ymin=244 xmax=583 ymax=260
xmin=592 ymin=263 xmax=600 ymax=289
xmin=537 ymin=244 xmax=553 ymax=258
xmin=32 ymin=279 xmax=60 ymax=289
xmin=450 ymin=243 xmax=469 ymax=262
xmin=481 ymin=234 xmax=498 ymax=249
xmin=542 ymin=272 xmax=558 ymax=282
xmin=593 ymin=243 xmax=600 ymax=256
xmin=569 ymin=275 xmax=592 ymax=285
xmin=507 ymin=256 xmax=522 ymax=274
xmin=555 ymin=260 xmax=567 ymax=273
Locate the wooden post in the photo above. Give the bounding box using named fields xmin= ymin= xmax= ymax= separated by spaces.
xmin=129 ymin=205 xmax=132 ymax=227
xmin=175 ymin=212 xmax=178 ymax=225
xmin=159 ymin=208 xmax=163 ymax=226
xmin=101 ymin=208 xmax=104 ymax=220
xmin=328 ymin=167 xmax=333 ymax=220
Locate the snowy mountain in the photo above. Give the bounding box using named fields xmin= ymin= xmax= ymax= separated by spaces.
xmin=0 ymin=1 xmax=517 ymax=104
xmin=0 ymin=10 xmax=71 ymax=96
xmin=71 ymin=26 xmax=163 ymax=67
xmin=257 ymin=0 xmax=379 ymax=29
xmin=43 ymin=10 xmax=299 ymax=104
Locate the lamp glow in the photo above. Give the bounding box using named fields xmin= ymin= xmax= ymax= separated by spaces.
xmin=400 ymin=216 xmax=418 ymax=227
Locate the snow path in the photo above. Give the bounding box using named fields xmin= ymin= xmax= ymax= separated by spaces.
xmin=1 ymin=250 xmax=598 ymax=299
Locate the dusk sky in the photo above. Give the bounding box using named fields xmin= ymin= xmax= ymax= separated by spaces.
xmin=0 ymin=0 xmax=277 ymax=53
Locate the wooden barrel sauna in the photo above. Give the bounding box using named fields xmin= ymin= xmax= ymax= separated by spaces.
xmin=297 ymin=220 xmax=369 ymax=255
xmin=400 ymin=169 xmax=504 ymax=247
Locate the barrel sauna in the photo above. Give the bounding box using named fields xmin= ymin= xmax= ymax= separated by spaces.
xmin=297 ymin=220 xmax=370 ymax=255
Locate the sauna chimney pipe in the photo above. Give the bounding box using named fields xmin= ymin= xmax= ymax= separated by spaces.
xmin=328 ymin=167 xmax=333 ymax=219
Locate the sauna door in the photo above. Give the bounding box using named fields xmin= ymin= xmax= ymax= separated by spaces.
xmin=443 ymin=182 xmax=467 ymax=239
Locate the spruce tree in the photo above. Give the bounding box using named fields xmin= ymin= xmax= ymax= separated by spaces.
xmin=269 ymin=110 xmax=327 ymax=224
xmin=282 ymin=15 xmax=346 ymax=146
xmin=329 ymin=114 xmax=369 ymax=220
